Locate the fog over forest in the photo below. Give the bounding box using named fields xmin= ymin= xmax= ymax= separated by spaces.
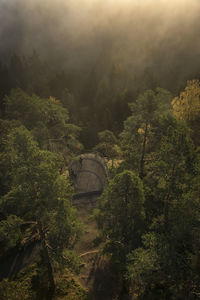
xmin=0 ymin=0 xmax=200 ymax=91
xmin=1 ymin=2 xmax=200 ymax=299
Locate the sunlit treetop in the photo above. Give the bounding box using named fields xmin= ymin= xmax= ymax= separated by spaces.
xmin=172 ymin=79 xmax=200 ymax=121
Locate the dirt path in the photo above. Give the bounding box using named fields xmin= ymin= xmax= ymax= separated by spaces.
xmin=74 ymin=205 xmax=118 ymax=300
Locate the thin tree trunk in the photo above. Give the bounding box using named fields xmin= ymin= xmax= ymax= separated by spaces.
xmin=139 ymin=122 xmax=148 ymax=179
xmin=37 ymin=219 xmax=55 ymax=298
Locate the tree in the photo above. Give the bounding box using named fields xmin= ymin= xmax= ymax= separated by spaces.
xmin=126 ymin=123 xmax=199 ymax=298
xmin=172 ymin=79 xmax=200 ymax=146
xmin=93 ymin=129 xmax=121 ymax=169
xmin=144 ymin=122 xmax=195 ymax=228
xmin=0 ymin=125 xmax=82 ymax=298
xmin=172 ymin=79 xmax=200 ymax=121
xmin=3 ymin=88 xmax=83 ymax=157
xmin=126 ymin=181 xmax=200 ymax=299
xmin=126 ymin=232 xmax=160 ymax=298
xmin=120 ymin=88 xmax=172 ymax=178
xmin=0 ymin=215 xmax=23 ymax=255
xmin=95 ymin=170 xmax=145 ymax=298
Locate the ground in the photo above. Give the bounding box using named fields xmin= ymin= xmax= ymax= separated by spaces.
xmin=74 ymin=201 xmax=118 ymax=300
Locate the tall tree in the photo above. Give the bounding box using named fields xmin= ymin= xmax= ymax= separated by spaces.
xmin=144 ymin=122 xmax=195 ymax=227
xmin=125 ymin=124 xmax=199 ymax=299
xmin=172 ymin=79 xmax=200 ymax=145
xmin=95 ymin=170 xmax=145 ymax=299
xmin=120 ymin=88 xmax=172 ymax=177
xmin=0 ymin=125 xmax=82 ymax=298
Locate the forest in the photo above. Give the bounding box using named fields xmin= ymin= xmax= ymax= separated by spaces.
xmin=0 ymin=0 xmax=200 ymax=299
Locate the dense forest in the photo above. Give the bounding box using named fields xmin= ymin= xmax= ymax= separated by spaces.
xmin=0 ymin=1 xmax=200 ymax=299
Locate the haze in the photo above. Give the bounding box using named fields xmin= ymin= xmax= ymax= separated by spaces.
xmin=0 ymin=0 xmax=200 ymax=92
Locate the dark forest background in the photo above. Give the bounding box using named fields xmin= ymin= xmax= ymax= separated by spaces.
xmin=0 ymin=0 xmax=200 ymax=147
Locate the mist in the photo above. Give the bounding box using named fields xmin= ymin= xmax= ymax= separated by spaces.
xmin=0 ymin=0 xmax=200 ymax=92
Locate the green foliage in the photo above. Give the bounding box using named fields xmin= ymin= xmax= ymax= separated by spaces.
xmin=172 ymin=79 xmax=200 ymax=121
xmin=144 ymin=121 xmax=196 ymax=225
xmin=0 ymin=82 xmax=87 ymax=299
xmin=0 ymin=278 xmax=34 ymax=300
xmin=98 ymin=129 xmax=118 ymax=145
xmin=55 ymin=273 xmax=89 ymax=300
xmin=3 ymin=88 xmax=83 ymax=155
xmin=0 ymin=119 xmax=84 ymax=299
xmin=0 ymin=215 xmax=23 ymax=253
xmin=92 ymin=86 xmax=200 ymax=298
xmin=62 ymin=249 xmax=83 ymax=274
xmin=93 ymin=130 xmax=121 ymax=168
xmin=122 ymin=122 xmax=199 ymax=298
xmin=96 ymin=170 xmax=145 ymax=268
xmin=172 ymin=79 xmax=200 ymax=146
xmin=126 ymin=233 xmax=159 ymax=295
xmin=120 ymin=88 xmax=172 ymax=176
xmin=0 ymin=264 xmax=89 ymax=300
xmin=0 ymin=125 xmax=81 ymax=252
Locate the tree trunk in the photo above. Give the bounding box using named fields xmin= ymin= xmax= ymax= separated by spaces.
xmin=37 ymin=219 xmax=55 ymax=299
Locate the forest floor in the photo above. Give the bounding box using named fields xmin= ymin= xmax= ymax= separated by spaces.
xmin=74 ymin=203 xmax=118 ymax=300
